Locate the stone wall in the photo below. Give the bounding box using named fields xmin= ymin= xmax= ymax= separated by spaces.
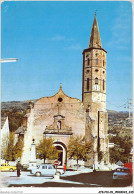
xmin=20 ymin=87 xmax=86 ymax=165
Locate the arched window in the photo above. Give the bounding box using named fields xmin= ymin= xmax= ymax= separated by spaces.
xmin=87 ymin=78 xmax=89 ymax=90
xmin=103 ymin=79 xmax=105 ymax=90
xmin=57 ymin=120 xmax=61 ymax=130
xmin=103 ymin=60 xmax=105 ymax=66
xmin=88 ymin=58 xmax=90 ymax=66
xmin=95 ymin=77 xmax=98 ymax=85
xmin=96 ymin=58 xmax=98 ymax=65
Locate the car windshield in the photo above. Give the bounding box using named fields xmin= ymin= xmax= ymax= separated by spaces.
xmin=116 ymin=168 xmax=130 ymax=173
xmin=42 ymin=165 xmax=47 ymax=169
xmin=37 ymin=164 xmax=55 ymax=169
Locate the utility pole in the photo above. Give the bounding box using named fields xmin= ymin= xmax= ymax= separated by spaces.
xmin=124 ymin=99 xmax=132 ymax=118
xmin=128 ymin=99 xmax=132 ymax=118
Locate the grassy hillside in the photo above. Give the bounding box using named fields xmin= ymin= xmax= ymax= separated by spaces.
xmin=1 ymin=100 xmax=36 ymax=112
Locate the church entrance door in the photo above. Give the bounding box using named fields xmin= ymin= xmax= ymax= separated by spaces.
xmin=53 ymin=142 xmax=67 ymax=167
xmin=55 ymin=145 xmax=63 ymax=166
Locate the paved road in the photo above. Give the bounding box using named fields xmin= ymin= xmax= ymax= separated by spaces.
xmin=62 ymin=171 xmax=132 ymax=187
xmin=1 ymin=170 xmax=133 ymax=188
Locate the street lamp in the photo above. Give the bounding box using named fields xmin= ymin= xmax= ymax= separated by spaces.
xmin=32 ymin=138 xmax=35 ymax=144
xmin=0 ymin=58 xmax=18 ymax=63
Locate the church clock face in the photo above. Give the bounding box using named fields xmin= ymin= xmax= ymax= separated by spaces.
xmin=93 ymin=85 xmax=100 ymax=91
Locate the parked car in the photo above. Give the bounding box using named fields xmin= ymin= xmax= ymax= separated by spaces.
xmin=22 ymin=164 xmax=29 ymax=171
xmin=113 ymin=167 xmax=132 ymax=183
xmin=74 ymin=164 xmax=81 ymax=168
xmin=27 ymin=164 xmax=40 ymax=171
xmin=30 ymin=164 xmax=64 ymax=177
xmin=1 ymin=163 xmax=16 ymax=172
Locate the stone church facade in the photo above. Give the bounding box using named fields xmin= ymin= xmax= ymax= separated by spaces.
xmin=15 ymin=14 xmax=109 ymax=167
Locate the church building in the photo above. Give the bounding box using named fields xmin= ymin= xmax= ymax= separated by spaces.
xmin=15 ymin=14 xmax=109 ymax=167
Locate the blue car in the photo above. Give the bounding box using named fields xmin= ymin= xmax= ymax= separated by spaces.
xmin=113 ymin=167 xmax=132 ymax=184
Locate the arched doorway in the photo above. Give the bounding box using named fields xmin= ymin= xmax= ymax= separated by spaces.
xmin=55 ymin=145 xmax=63 ymax=165
xmin=53 ymin=142 xmax=67 ymax=166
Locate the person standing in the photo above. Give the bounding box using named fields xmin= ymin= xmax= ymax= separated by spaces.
xmin=63 ymin=163 xmax=66 ymax=173
xmin=16 ymin=161 xmax=21 ymax=177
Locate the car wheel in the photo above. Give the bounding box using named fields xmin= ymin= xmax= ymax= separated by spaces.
xmin=36 ymin=172 xmax=41 ymax=177
xmin=9 ymin=168 xmax=14 ymax=172
xmin=56 ymin=172 xmax=61 ymax=176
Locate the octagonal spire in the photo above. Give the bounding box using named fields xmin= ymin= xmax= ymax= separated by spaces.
xmin=89 ymin=13 xmax=102 ymax=48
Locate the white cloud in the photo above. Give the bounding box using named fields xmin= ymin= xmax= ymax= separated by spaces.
xmin=51 ymin=35 xmax=75 ymax=42
xmin=106 ymin=3 xmax=132 ymax=50
xmin=51 ymin=35 xmax=66 ymax=41
xmin=65 ymin=44 xmax=82 ymax=50
xmin=117 ymin=56 xmax=132 ymax=63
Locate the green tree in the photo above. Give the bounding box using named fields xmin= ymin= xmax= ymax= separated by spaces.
xmin=5 ymin=132 xmax=15 ymax=161
xmin=98 ymin=149 xmax=103 ymax=162
xmin=1 ymin=109 xmax=25 ymax=132
xmin=14 ymin=136 xmax=24 ymax=160
xmin=67 ymin=135 xmax=92 ymax=166
xmin=109 ymin=148 xmax=120 ymax=163
xmin=36 ymin=137 xmax=58 ymax=163
xmin=1 ymin=134 xmax=9 ymax=159
xmin=109 ymin=133 xmax=132 ymax=164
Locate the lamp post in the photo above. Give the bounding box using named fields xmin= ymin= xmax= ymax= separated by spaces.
xmin=32 ymin=138 xmax=35 ymax=144
xmin=0 ymin=58 xmax=18 ymax=63
xmin=29 ymin=138 xmax=37 ymax=168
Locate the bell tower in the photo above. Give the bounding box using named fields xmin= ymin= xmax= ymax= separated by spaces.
xmin=82 ymin=14 xmax=109 ymax=165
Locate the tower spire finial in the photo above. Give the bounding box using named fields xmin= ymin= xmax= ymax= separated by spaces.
xmin=60 ymin=83 xmax=62 ymax=89
xmin=95 ymin=9 xmax=97 ymax=16
xmin=88 ymin=13 xmax=102 ymax=48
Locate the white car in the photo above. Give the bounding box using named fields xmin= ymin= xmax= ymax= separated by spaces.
xmin=30 ymin=163 xmax=64 ymax=177
xmin=27 ymin=164 xmax=40 ymax=171
xmin=113 ymin=167 xmax=132 ymax=183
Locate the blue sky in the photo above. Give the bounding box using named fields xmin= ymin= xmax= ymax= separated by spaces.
xmin=1 ymin=1 xmax=133 ymax=111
